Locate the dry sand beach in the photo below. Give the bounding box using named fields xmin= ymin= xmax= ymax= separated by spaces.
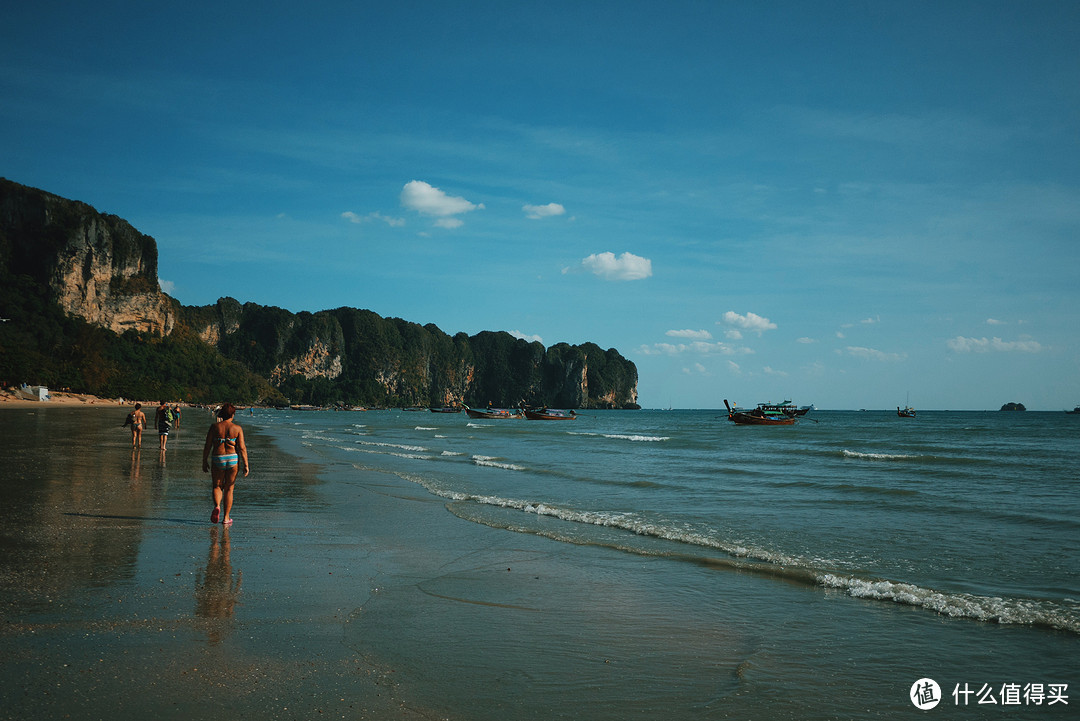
xmin=0 ymin=389 xmax=126 ymax=407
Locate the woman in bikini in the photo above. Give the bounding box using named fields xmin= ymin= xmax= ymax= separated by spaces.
xmin=130 ymin=403 xmax=147 ymax=448
xmin=201 ymin=403 xmax=249 ymax=526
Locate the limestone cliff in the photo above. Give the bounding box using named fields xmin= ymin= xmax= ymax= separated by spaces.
xmin=0 ymin=178 xmax=176 ymax=335
xmin=187 ymin=302 xmax=639 ymax=409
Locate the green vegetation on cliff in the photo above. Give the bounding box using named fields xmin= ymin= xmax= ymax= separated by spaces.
xmin=0 ymin=273 xmax=273 ymax=402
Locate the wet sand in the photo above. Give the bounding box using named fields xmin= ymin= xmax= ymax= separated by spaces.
xmin=0 ymin=406 xmax=452 ymax=720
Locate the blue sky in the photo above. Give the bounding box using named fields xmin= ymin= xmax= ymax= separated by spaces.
xmin=3 ymin=1 xmax=1078 ymax=409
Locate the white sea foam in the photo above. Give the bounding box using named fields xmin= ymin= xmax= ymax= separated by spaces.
xmin=441 ymin=450 xmax=464 ymax=456
xmin=568 ymin=431 xmax=670 ymax=442
xmin=356 ymin=439 xmax=428 ymax=452
xmin=841 ymin=449 xmax=918 ymax=460
xmin=389 ymin=469 xmax=1080 ymax=633
xmin=407 ymin=478 xmax=804 ymax=568
xmin=494 ymin=490 xmax=1080 ymax=632
xmin=341 ymin=446 xmax=430 ymax=461
xmin=471 ymin=455 xmax=526 ymax=471
xmin=819 ymin=574 xmax=1079 ymax=633
xmin=414 ymin=426 xmax=437 ymax=431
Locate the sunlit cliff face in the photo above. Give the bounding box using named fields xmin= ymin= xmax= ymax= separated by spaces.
xmin=19 ymin=190 xmax=177 ymax=337
xmin=270 ymin=341 xmax=343 ymax=384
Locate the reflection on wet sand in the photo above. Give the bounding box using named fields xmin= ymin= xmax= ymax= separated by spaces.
xmin=128 ymin=449 xmax=141 ymax=483
xmin=194 ymin=525 xmax=242 ymax=644
xmin=0 ymin=409 xmax=155 ymax=603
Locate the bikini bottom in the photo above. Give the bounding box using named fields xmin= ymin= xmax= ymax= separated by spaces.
xmin=212 ymin=453 xmax=239 ymax=469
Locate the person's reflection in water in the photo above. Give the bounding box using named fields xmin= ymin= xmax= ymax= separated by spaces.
xmin=194 ymin=525 xmax=242 ymax=644
xmin=128 ymin=448 xmax=141 ymax=483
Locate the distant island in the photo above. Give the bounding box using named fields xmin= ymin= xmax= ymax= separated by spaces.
xmin=0 ymin=178 xmax=640 ymax=409
xmin=999 ymin=402 xmax=1027 ymax=411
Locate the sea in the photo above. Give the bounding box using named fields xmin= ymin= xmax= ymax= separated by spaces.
xmin=251 ymin=407 xmax=1079 ymax=719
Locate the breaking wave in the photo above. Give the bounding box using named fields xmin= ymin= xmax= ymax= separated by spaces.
xmin=394 ymin=470 xmax=1080 ymax=635
xmin=841 ymin=450 xmax=919 ymax=461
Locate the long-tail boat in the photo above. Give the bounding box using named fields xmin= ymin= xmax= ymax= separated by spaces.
xmin=724 ymin=399 xmax=797 ymax=425
xmin=524 ymin=408 xmax=577 ymax=420
xmin=463 ymin=404 xmax=523 ymax=419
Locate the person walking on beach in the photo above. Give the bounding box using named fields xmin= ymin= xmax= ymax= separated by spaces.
xmin=129 ymin=403 xmax=146 ymax=448
xmin=155 ymin=400 xmax=172 ymax=451
xmin=201 ymin=403 xmax=249 ymax=526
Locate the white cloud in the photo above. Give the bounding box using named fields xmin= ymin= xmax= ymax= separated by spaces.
xmin=581 ymin=251 xmax=653 ymax=281
xmin=681 ymin=362 xmax=708 ymax=376
xmin=666 ymin=329 xmax=713 ymax=340
xmin=986 ymin=318 xmax=1007 ymax=325
xmin=724 ymin=329 xmax=743 ymax=340
xmin=509 ymin=330 xmax=544 ymax=344
xmin=435 ymin=217 xmax=464 ymax=229
xmin=727 ymin=360 xmax=742 ymax=374
xmin=721 ymin=311 xmax=777 ymax=335
xmin=378 ymin=213 xmax=406 ymax=227
xmin=947 ymin=336 xmax=1044 ymax=353
xmin=342 ymin=210 xmax=405 ymax=227
xmin=159 ymin=279 xmax=175 ymax=294
xmin=841 ymin=346 xmax=906 ymax=361
xmin=861 ymin=316 xmax=880 ymax=325
xmin=400 ymin=180 xmax=484 ymax=222
xmin=523 ymin=202 xmax=565 ymax=219
xmin=762 ymin=366 xmax=789 ymax=377
xmin=796 ymin=337 xmax=817 ymax=344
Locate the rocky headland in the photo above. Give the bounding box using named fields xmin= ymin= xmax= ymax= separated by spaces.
xmin=0 ymin=178 xmax=638 ymax=408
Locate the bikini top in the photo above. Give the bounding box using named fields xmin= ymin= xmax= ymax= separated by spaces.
xmin=216 ymin=436 xmax=239 ymax=446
